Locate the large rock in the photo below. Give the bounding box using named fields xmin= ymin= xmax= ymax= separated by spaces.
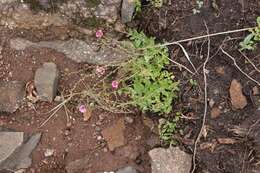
xmin=94 ymin=0 xmax=121 ymax=23
xmin=10 ymin=38 xmax=130 ymax=65
xmin=34 ymin=62 xmax=59 ymax=102
xmin=0 ymin=3 xmax=68 ymax=29
xmin=0 ymin=130 xmax=41 ymax=171
xmin=121 ymin=0 xmax=135 ymax=23
xmin=149 ymin=147 xmax=192 ymax=173
xmin=102 ymin=118 xmax=126 ymax=151
xmin=229 ymin=79 xmax=247 ymax=109
xmin=0 ymin=132 xmax=24 ymax=164
xmin=0 ymin=81 xmax=25 ymax=113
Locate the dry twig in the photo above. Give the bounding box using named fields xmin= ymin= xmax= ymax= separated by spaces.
xmin=221 ymin=48 xmax=260 ymax=86
xmin=191 ymin=22 xmax=211 ymax=173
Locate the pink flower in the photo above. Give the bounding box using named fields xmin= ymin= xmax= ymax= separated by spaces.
xmin=95 ymin=29 xmax=104 ymax=38
xmin=95 ymin=66 xmax=106 ymax=76
xmin=111 ymin=80 xmax=119 ymax=89
xmin=79 ymin=105 xmax=87 ymax=113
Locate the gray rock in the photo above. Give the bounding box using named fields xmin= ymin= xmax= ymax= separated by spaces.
xmin=116 ymin=166 xmax=138 ymax=173
xmin=0 ymin=132 xmax=41 ymax=171
xmin=149 ymin=147 xmax=192 ymax=173
xmin=10 ymin=38 xmax=130 ymax=65
xmin=94 ymin=0 xmax=121 ymax=23
xmin=34 ymin=62 xmax=59 ymax=102
xmin=0 ymin=3 xmax=68 ymax=29
xmin=121 ymin=0 xmax=135 ymax=23
xmin=0 ymin=132 xmax=24 ymax=164
xmin=0 ymin=81 xmax=25 ymax=113
xmin=0 ymin=0 xmax=16 ymax=4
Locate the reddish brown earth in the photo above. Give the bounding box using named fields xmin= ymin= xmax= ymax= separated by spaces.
xmin=0 ymin=26 xmax=153 ymax=173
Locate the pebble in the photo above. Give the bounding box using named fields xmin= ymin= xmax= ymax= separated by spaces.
xmin=44 ymin=149 xmax=55 ymax=157
xmin=124 ymin=116 xmax=134 ymax=124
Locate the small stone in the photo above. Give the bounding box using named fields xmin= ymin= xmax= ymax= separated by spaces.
xmin=54 ymin=96 xmax=62 ymax=102
xmin=116 ymin=166 xmax=138 ymax=173
xmin=95 ymin=126 xmax=102 ymax=132
xmin=97 ymin=136 xmax=103 ymax=141
xmin=210 ymin=107 xmax=221 ymax=118
xmin=149 ymin=147 xmax=192 ymax=173
xmin=121 ymin=0 xmax=135 ymax=23
xmin=102 ymin=118 xmax=126 ymax=151
xmin=229 ymin=79 xmax=247 ymax=109
xmin=44 ymin=148 xmax=55 ymax=157
xmin=215 ymin=66 xmax=225 ymax=75
xmin=253 ymin=86 xmax=259 ymax=95
xmin=209 ymin=99 xmax=215 ymax=108
xmin=34 ymin=62 xmax=59 ymax=102
xmin=124 ymin=116 xmax=134 ymax=124
xmin=0 ymin=81 xmax=25 ymax=113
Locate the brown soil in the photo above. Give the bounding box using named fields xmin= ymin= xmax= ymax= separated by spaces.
xmin=0 ymin=26 xmax=152 ymax=173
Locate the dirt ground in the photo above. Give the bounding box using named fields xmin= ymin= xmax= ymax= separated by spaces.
xmin=0 ymin=0 xmax=260 ymax=173
xmin=137 ymin=0 xmax=260 ymax=173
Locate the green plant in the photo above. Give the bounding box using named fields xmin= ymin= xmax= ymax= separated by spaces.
xmin=189 ymin=79 xmax=198 ymax=87
xmin=134 ymin=0 xmax=142 ymax=14
xmin=240 ymin=16 xmax=260 ymax=51
xmin=159 ymin=114 xmax=180 ymax=145
xmin=151 ymin=0 xmax=163 ymax=8
xmin=121 ymin=30 xmax=179 ymax=114
xmin=192 ymin=0 xmax=204 ymax=14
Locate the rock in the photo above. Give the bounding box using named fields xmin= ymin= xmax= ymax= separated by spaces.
xmin=0 ymin=132 xmax=41 ymax=171
xmin=44 ymin=148 xmax=55 ymax=157
xmin=210 ymin=107 xmax=221 ymax=118
xmin=66 ymin=155 xmax=90 ymax=173
xmin=121 ymin=0 xmax=135 ymax=23
xmin=102 ymin=118 xmax=126 ymax=151
xmin=209 ymin=98 xmax=215 ymax=108
xmin=0 ymin=81 xmax=25 ymax=113
xmin=215 ymin=66 xmax=225 ymax=75
xmin=10 ymin=38 xmax=130 ymax=65
xmin=34 ymin=62 xmax=59 ymax=102
xmin=149 ymin=147 xmax=192 ymax=173
xmin=124 ymin=116 xmax=134 ymax=124
xmin=0 ymin=3 xmax=68 ymax=29
xmin=94 ymin=0 xmax=121 ymax=23
xmin=253 ymin=86 xmax=259 ymax=95
xmin=229 ymin=79 xmax=247 ymax=109
xmin=0 ymin=132 xmax=24 ymax=164
xmin=116 ymin=166 xmax=138 ymax=173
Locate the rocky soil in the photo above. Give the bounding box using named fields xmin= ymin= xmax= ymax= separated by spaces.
xmin=0 ymin=0 xmax=260 ymax=173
